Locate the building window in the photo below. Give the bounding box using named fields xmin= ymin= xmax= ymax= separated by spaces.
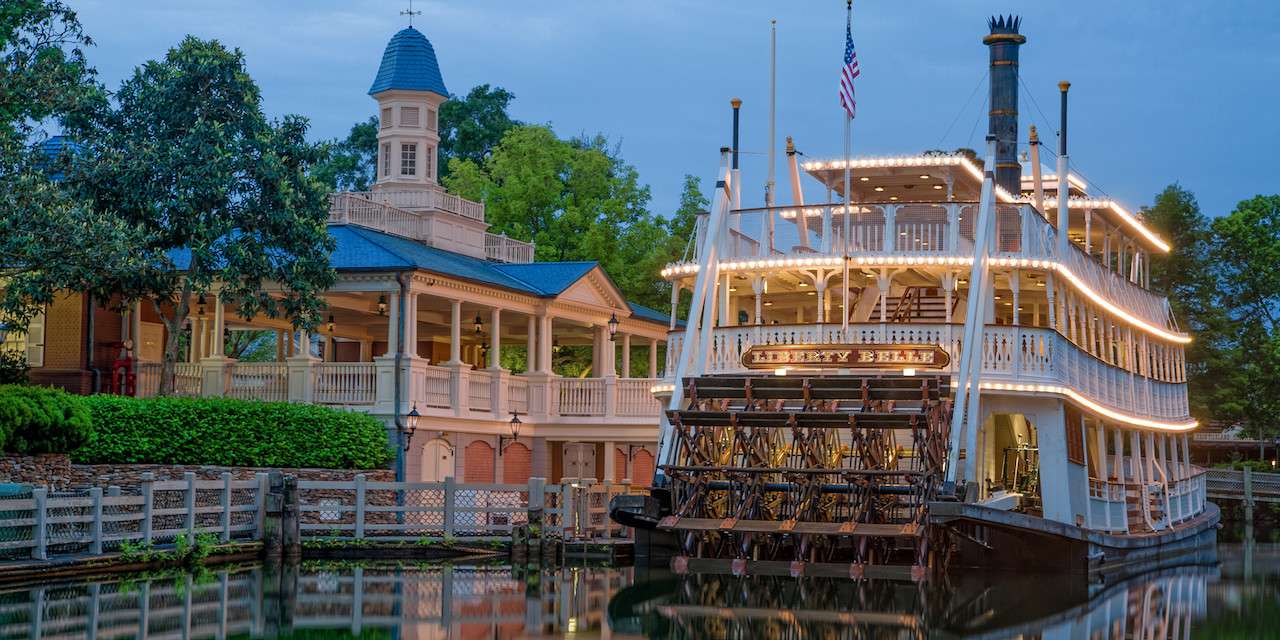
xmin=401 ymin=143 xmax=417 ymax=176
xmin=381 ymin=143 xmax=391 ymax=177
xmin=401 ymin=106 xmax=419 ymax=127
xmin=380 ymin=107 xmax=392 ymax=129
xmin=427 ymin=108 xmax=438 ymax=131
xmin=425 ymin=146 xmax=433 ymax=179
xmin=1 ymin=311 xmax=44 ymax=367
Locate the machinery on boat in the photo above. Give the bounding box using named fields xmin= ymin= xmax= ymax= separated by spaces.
xmin=612 ymin=13 xmax=1218 ymax=580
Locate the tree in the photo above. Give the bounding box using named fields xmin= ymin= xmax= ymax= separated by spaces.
xmin=311 ymin=116 xmax=377 ymax=192
xmin=62 ymin=36 xmax=335 ymax=394
xmin=1140 ymin=185 xmax=1233 ymax=423
xmin=438 ymin=84 xmax=518 ymax=180
xmin=1209 ymin=195 xmax=1280 ymax=436
xmin=0 ymin=1 xmax=141 ymax=330
xmin=444 ymin=125 xmax=676 ymax=309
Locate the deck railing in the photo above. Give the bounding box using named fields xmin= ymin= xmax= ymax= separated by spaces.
xmin=226 ymin=362 xmax=288 ymax=402
xmin=314 ymin=362 xmax=376 ymax=405
xmin=667 ymin=322 xmax=1190 ymax=421
xmin=1088 ymin=467 xmax=1206 ymax=534
xmin=484 ymin=232 xmax=536 ymax=263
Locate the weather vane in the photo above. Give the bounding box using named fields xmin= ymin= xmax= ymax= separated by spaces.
xmin=400 ymin=0 xmax=421 ymax=26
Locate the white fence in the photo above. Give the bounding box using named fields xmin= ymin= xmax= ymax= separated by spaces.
xmin=298 ymin=476 xmax=643 ymax=542
xmin=0 ymin=472 xmax=267 ymax=561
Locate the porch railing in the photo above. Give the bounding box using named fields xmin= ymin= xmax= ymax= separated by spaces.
xmin=226 ymin=363 xmax=288 ymax=402
xmin=314 ymin=362 xmax=376 ymax=405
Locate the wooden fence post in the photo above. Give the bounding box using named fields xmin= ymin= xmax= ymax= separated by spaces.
xmin=561 ymin=479 xmax=577 ymax=540
xmin=263 ymin=472 xmax=284 ymax=560
xmin=282 ymin=476 xmax=301 ymax=560
xmin=89 ymin=486 xmax=104 ymax=555
xmin=528 ymin=477 xmax=546 ymax=561
xmin=220 ymin=472 xmax=233 ymax=543
xmin=31 ymin=487 xmax=48 ymax=561
xmin=443 ymin=476 xmax=457 ymax=538
xmin=184 ymin=472 xmax=197 ymax=542
xmin=140 ymin=473 xmax=155 ymax=545
xmin=254 ymin=473 xmax=269 ymax=541
xmin=354 ymin=474 xmax=367 ymax=540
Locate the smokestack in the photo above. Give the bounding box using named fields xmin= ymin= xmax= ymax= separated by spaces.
xmin=984 ymin=15 xmax=1025 ymax=195
xmin=730 ymin=98 xmax=742 ymax=170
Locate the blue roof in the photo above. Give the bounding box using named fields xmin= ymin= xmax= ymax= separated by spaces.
xmin=36 ymin=136 xmax=80 ymax=182
xmin=628 ymin=301 xmax=672 ymax=325
xmin=166 ymin=225 xmax=669 ymax=324
xmin=368 ymin=27 xmax=448 ymax=97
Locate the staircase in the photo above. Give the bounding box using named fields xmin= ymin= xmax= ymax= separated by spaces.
xmin=871 ymin=287 xmax=951 ymax=322
xmin=1125 ymin=484 xmax=1167 ymax=533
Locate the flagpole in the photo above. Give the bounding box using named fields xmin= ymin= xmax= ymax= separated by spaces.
xmin=840 ymin=0 xmax=853 ymax=338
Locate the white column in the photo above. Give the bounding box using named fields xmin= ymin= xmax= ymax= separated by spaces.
xmin=526 ymin=315 xmax=537 ymax=373
xmin=211 ymin=295 xmax=225 ymax=357
xmin=815 ymin=278 xmax=827 ymax=323
xmin=599 ymin=325 xmax=616 ymax=377
xmin=193 ymin=318 xmax=205 ymax=362
xmin=383 ymin=290 xmax=399 ymax=357
xmin=1095 ymin=423 xmax=1108 ymax=481
xmin=404 ymin=292 xmax=419 ymax=358
xmin=718 ymin=274 xmax=730 ymax=327
xmin=648 ymin=338 xmax=659 ymax=378
xmin=620 ymin=333 xmax=631 ymax=378
xmin=1010 ymin=270 xmax=1021 ymax=326
xmin=668 ymin=284 xmax=680 ymax=330
xmin=753 ymin=277 xmax=765 ymax=324
xmin=538 ymin=314 xmax=553 ymax=374
xmin=447 ymin=300 xmax=462 ymax=364
xmin=488 ymin=308 xmax=502 ymax=370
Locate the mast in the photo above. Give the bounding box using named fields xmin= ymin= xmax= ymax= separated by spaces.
xmin=1029 ymin=125 xmax=1045 ymax=213
xmin=786 ymin=137 xmax=809 ymax=249
xmin=1056 ymin=81 xmax=1071 ymax=257
xmin=946 ymin=136 xmax=998 ymax=488
xmin=763 ymin=19 xmax=778 ymax=255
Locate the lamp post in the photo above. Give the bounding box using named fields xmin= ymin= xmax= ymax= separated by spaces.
xmin=499 ymin=411 xmax=522 ymax=454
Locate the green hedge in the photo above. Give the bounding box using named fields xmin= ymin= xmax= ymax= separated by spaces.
xmin=75 ymin=395 xmax=393 ymax=470
xmin=0 ymin=385 xmax=93 ymax=454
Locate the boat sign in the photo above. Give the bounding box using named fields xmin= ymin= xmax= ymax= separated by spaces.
xmin=740 ymin=343 xmax=950 ymax=370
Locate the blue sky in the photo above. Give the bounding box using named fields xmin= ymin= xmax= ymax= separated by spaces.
xmin=71 ymin=0 xmax=1280 ymax=220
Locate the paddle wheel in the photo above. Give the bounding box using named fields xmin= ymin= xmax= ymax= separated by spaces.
xmin=655 ymin=374 xmax=952 ymax=578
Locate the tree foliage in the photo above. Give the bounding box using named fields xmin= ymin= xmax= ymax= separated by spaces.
xmin=311 ymin=116 xmax=378 ymax=192
xmin=0 ymin=1 xmax=140 ymax=330
xmin=437 ymin=84 xmax=518 ymax=180
xmin=61 ymin=37 xmax=335 ymax=394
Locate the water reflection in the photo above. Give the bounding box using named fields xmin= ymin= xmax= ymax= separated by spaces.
xmin=1 ymin=544 xmax=1275 ymax=638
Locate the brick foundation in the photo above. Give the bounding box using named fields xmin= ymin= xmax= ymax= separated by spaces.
xmin=0 ymin=453 xmax=393 ymax=490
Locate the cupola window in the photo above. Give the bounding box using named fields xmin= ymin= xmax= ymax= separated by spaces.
xmin=401 ymin=143 xmax=417 ymax=176
xmin=401 ymin=107 xmax=420 ymax=127
xmin=381 ymin=143 xmax=391 ymax=177
xmin=380 ymin=107 xmax=392 ymax=129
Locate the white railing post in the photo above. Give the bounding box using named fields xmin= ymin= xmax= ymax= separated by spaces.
xmin=443 ymin=476 xmax=457 ymax=538
xmin=604 ymin=376 xmax=618 ymax=418
xmin=184 ymin=472 xmax=197 ymax=542
xmin=141 ymin=472 xmax=155 ymax=545
xmin=31 ymin=487 xmax=47 ymax=560
xmin=89 ymin=486 xmax=104 ymax=555
xmin=562 ymin=479 xmax=577 ymax=540
xmin=220 ymin=472 xmax=232 ymax=543
xmin=354 ymin=474 xmax=367 ymax=540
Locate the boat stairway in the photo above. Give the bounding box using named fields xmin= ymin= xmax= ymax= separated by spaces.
xmin=656 ymin=373 xmax=953 ymax=578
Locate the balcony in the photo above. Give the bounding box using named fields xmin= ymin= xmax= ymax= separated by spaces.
xmin=669 ymin=201 xmax=1179 ymax=339
xmin=664 ymin=322 xmax=1191 ymax=422
xmin=135 ymin=361 xmax=662 ymax=424
xmin=328 ymin=190 xmax=535 ymax=264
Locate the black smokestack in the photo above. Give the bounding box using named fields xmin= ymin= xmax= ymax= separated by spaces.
xmin=984 ymin=15 xmax=1025 ymax=194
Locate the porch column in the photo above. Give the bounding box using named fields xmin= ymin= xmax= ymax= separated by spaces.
xmin=1114 ymin=428 xmax=1126 ymax=482
xmin=1046 ymin=273 xmax=1058 ymax=333
xmin=487 ymin=308 xmax=502 ymax=370
xmin=537 ymin=314 xmax=553 ymax=374
xmin=187 ymin=319 xmax=198 ymax=363
xmin=1095 ymin=423 xmax=1108 ymax=481
xmin=604 ymin=441 xmax=617 ymax=483
xmin=598 ymin=325 xmax=616 ymax=377
xmin=405 ymin=292 xmax=419 ymax=358
xmin=383 ymin=290 xmax=399 ymax=356
xmin=192 ymin=318 xmax=205 ymax=362
xmin=274 ymin=330 xmax=284 ymax=362
xmin=1182 ymin=435 xmax=1191 ymax=475
xmin=648 ymin=338 xmax=659 ymax=378
xmin=526 ymin=315 xmax=537 ymax=373
xmin=359 ymin=340 xmax=371 ymax=362
xmin=1129 ymin=431 xmax=1144 ymax=484
xmin=814 ymin=278 xmax=827 ymax=323
xmin=620 ymin=334 xmax=631 ymax=378
xmin=211 ymin=295 xmax=225 ymax=357
xmin=447 ymin=300 xmax=462 ymax=364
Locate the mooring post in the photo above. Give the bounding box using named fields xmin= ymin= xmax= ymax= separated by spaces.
xmin=282 ymin=475 xmax=301 ymax=560
xmin=1244 ymin=467 xmax=1255 ymax=527
xmin=31 ymin=487 xmax=48 ymax=561
xmin=263 ymin=471 xmax=285 ymax=560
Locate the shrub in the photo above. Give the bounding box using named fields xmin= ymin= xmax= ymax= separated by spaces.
xmin=0 ymin=351 xmax=29 ymax=385
xmin=75 ymin=395 xmax=393 ymax=469
xmin=0 ymin=384 xmax=93 ymax=453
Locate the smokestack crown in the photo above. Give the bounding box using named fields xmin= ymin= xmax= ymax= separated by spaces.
xmin=984 ymin=15 xmax=1025 ymax=43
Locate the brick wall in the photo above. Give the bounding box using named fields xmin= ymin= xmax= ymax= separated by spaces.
xmin=0 ymin=454 xmax=392 ymax=490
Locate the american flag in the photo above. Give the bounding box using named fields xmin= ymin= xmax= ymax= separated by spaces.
xmin=839 ymin=4 xmax=859 ymax=119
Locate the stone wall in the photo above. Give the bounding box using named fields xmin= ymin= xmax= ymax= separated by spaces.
xmin=0 ymin=454 xmax=393 ymax=490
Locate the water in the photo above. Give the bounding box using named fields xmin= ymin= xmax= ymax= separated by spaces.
xmin=2 ymin=543 xmax=1275 ymax=638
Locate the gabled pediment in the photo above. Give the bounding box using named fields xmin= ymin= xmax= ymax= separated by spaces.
xmin=556 ymin=266 xmax=628 ymax=312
